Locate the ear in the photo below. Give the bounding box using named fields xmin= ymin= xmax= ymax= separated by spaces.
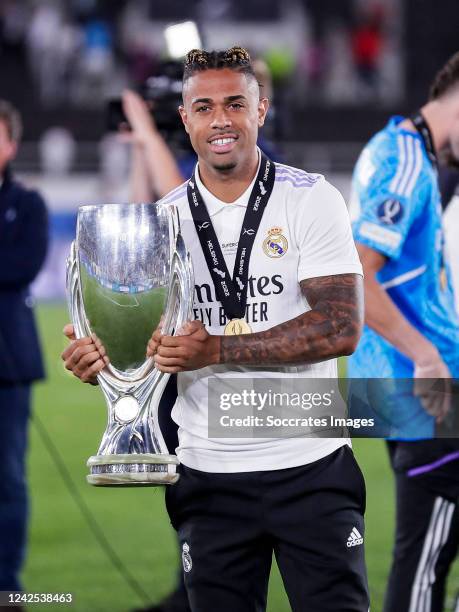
xmin=179 ymin=105 xmax=189 ymax=134
xmin=257 ymin=97 xmax=269 ymax=128
xmin=6 ymin=140 xmax=18 ymax=162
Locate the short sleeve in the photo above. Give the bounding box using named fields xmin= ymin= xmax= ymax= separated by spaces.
xmin=295 ymin=178 xmax=363 ymax=282
xmin=351 ymin=135 xmax=426 ymax=260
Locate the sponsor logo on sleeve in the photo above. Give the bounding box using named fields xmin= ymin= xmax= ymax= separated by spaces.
xmin=377 ymin=199 xmax=403 ymax=225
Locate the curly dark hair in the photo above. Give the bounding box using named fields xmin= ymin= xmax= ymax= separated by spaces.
xmin=183 ymin=46 xmax=256 ymax=85
xmin=429 ymin=51 xmax=459 ymax=100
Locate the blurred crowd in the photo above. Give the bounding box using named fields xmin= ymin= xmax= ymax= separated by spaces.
xmin=0 ymin=0 xmax=400 ymax=114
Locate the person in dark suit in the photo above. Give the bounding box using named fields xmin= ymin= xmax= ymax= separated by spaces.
xmin=0 ymin=99 xmax=48 ymax=595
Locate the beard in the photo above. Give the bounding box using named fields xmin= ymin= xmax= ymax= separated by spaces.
xmin=212 ymin=160 xmax=238 ymax=172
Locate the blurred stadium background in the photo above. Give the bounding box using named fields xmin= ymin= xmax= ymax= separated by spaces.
xmin=2 ymin=0 xmax=459 ymax=610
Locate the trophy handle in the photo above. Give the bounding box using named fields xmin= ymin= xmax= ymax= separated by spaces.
xmin=66 ymin=241 xmax=91 ymax=339
xmin=162 ymin=233 xmax=194 ymax=336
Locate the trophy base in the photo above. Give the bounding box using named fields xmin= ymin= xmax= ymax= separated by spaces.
xmin=86 ymin=453 xmax=179 ymax=487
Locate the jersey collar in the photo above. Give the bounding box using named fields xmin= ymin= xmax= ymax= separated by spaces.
xmin=388 ymin=115 xmax=422 ymax=139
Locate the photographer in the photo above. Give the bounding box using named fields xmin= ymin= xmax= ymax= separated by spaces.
xmin=120 ymin=89 xmax=185 ymax=201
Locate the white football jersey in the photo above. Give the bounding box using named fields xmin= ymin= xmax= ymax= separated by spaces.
xmin=159 ymin=158 xmax=363 ymax=473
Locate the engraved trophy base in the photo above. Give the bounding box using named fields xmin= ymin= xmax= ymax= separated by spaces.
xmin=86 ymin=453 xmax=180 ymax=487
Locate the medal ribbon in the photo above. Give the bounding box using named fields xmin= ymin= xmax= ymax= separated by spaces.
xmin=187 ymin=152 xmax=275 ymax=320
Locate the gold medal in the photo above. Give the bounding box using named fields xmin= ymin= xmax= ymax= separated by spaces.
xmin=224 ymin=319 xmax=252 ymax=336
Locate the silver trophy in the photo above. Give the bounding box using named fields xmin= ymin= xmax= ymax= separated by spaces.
xmin=66 ymin=203 xmax=193 ymax=486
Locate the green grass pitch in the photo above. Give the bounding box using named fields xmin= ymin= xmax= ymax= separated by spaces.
xmin=23 ymin=304 xmax=458 ymax=611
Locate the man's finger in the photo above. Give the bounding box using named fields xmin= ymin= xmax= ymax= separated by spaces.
xmin=154 ymin=354 xmax=185 ymax=367
xmin=65 ymin=349 xmax=99 ymax=374
xmin=63 ymin=323 xmax=76 ymax=341
xmin=160 ymin=333 xmax=207 ymax=348
xmin=418 ymin=388 xmax=448 ymax=421
xmin=93 ymin=335 xmax=108 ymax=359
xmin=159 ymin=335 xmax=186 ymax=348
xmin=176 ymin=320 xmax=204 ymax=336
xmin=65 ymin=344 xmax=99 ymax=369
xmin=154 ymin=363 xmax=184 ymax=374
xmin=147 ymin=329 xmax=162 ymax=353
xmin=61 ymin=337 xmax=94 ymax=361
xmin=73 ymin=351 xmax=105 ymax=378
xmin=146 ymin=339 xmax=160 ymax=357
xmin=415 ymin=377 xmax=452 ymax=422
xmin=80 ymin=359 xmax=105 ymax=383
xmin=418 ymin=393 xmax=440 ymax=417
xmin=157 ymin=345 xmax=186 ymax=358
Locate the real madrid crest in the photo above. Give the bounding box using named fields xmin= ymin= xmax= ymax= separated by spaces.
xmin=263 ymin=227 xmax=288 ymax=258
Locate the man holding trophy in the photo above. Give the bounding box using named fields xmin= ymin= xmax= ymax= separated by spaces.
xmin=63 ymin=48 xmax=369 ymax=611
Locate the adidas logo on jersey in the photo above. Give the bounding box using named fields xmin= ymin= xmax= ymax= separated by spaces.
xmin=347 ymin=527 xmax=363 ymax=547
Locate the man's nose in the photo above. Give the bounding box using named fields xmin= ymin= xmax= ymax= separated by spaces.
xmin=210 ymin=108 xmax=232 ymax=129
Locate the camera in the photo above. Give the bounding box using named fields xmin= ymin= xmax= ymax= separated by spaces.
xmin=106 ymin=61 xmax=192 ymax=151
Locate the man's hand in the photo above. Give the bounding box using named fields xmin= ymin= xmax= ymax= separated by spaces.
xmin=413 ymin=349 xmax=452 ymax=423
xmin=149 ymin=320 xmax=220 ymax=373
xmin=61 ymin=324 xmax=108 ymax=384
xmin=119 ymin=89 xmax=158 ymax=146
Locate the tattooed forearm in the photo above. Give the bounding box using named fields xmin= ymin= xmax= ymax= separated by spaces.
xmin=219 ymin=273 xmax=363 ymax=366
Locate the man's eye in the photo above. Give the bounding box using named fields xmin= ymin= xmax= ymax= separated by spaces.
xmin=196 ymin=106 xmax=209 ymax=112
xmin=229 ymin=103 xmax=243 ymax=109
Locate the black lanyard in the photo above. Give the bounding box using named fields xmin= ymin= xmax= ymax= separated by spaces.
xmin=411 ymin=111 xmax=438 ymax=171
xmin=187 ymin=153 xmax=275 ymax=320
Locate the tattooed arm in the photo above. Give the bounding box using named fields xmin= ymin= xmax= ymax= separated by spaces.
xmin=151 ymin=273 xmax=363 ymax=372
xmin=219 ymin=273 xmax=363 ymax=365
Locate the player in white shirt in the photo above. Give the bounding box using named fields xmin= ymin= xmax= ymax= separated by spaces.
xmin=157 ymin=153 xmax=362 ymax=474
xmin=63 ymin=47 xmax=369 ymax=612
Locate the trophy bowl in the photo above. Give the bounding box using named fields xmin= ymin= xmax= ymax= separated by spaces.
xmin=66 ymin=203 xmax=193 ymax=486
